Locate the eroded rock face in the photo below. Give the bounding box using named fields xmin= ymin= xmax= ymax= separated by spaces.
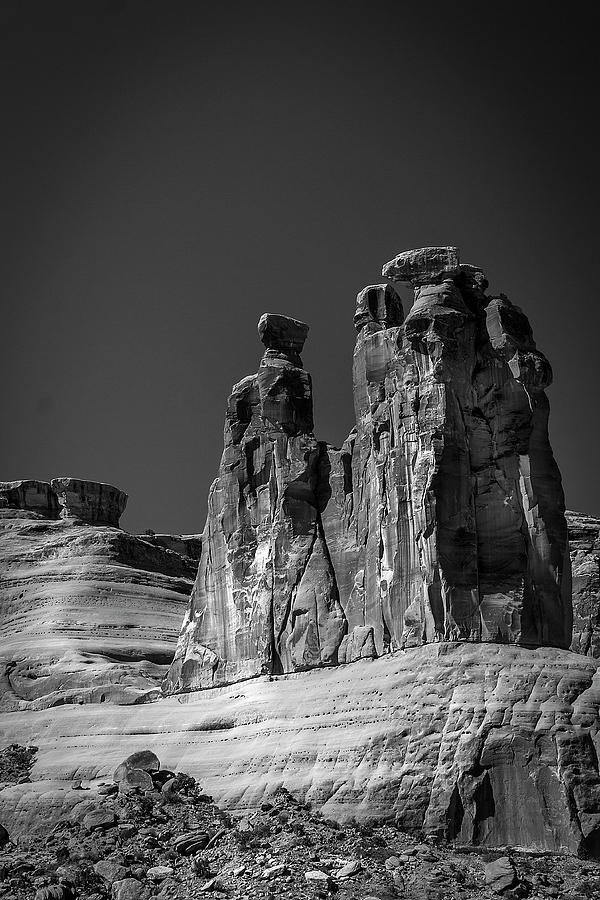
xmin=0 ymin=504 xmax=198 ymax=709
xmin=4 ymin=644 xmax=600 ymax=857
xmin=51 ymin=477 xmax=128 ymax=527
xmin=344 ymin=248 xmax=572 ymax=653
xmin=0 ymin=480 xmax=58 ymax=517
xmin=569 ymin=511 xmax=600 ymax=657
xmin=168 ymin=249 xmax=572 ymax=692
xmin=165 ymin=314 xmax=346 ymax=692
xmin=0 ymin=477 xmax=128 ymax=528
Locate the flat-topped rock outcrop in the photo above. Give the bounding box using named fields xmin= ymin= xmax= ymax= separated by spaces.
xmin=0 ymin=477 xmax=128 ymax=527
xmin=0 ymin=498 xmax=198 ymax=709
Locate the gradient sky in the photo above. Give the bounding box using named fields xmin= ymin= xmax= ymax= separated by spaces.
xmin=1 ymin=1 xmax=598 ymax=534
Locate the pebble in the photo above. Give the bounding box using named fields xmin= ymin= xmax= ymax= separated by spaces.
xmin=146 ymin=866 xmax=174 ymax=882
xmin=336 ymin=859 xmax=362 ymax=878
xmin=111 ymin=878 xmax=148 ymax=900
xmin=261 ymin=863 xmax=288 ymax=879
xmin=305 ymin=869 xmax=329 ymax=881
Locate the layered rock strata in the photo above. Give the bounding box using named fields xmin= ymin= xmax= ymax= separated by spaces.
xmin=0 ymin=485 xmax=198 ymax=708
xmin=3 ymin=643 xmax=600 ymax=858
xmin=0 ymin=477 xmax=128 ymax=527
xmin=167 ymin=247 xmax=572 ymax=691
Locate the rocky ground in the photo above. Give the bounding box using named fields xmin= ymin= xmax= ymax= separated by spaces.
xmin=1 ymin=746 xmax=600 ymax=900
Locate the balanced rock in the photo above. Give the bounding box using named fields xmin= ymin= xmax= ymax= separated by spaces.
xmin=381 ymin=245 xmax=460 ymax=284
xmin=165 ymin=314 xmax=346 ymax=690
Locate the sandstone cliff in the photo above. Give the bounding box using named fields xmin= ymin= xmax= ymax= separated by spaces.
xmin=0 ymin=480 xmax=199 ymax=708
xmin=3 ymin=643 xmax=600 ymax=858
xmin=569 ymin=510 xmax=600 ymax=657
xmin=166 ymin=247 xmax=572 ymax=692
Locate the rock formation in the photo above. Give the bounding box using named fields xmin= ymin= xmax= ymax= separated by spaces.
xmin=4 ymin=643 xmax=600 ymax=857
xmin=2 ymin=246 xmax=599 ymax=860
xmin=51 ymin=477 xmax=128 ymax=527
xmin=349 ymin=247 xmax=571 ymax=653
xmin=166 ymin=247 xmax=572 ymax=691
xmin=569 ymin=511 xmax=600 ymax=657
xmin=165 ymin=313 xmax=346 ymax=692
xmin=0 ymin=480 xmax=199 ymax=708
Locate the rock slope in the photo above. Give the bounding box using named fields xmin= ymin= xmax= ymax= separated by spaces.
xmin=166 ymin=247 xmax=572 ymax=692
xmin=3 ymin=643 xmax=600 ymax=858
xmin=2 ymin=748 xmax=599 ymax=900
xmin=0 ymin=480 xmax=199 ymax=709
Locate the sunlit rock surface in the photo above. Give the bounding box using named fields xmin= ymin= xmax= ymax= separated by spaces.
xmin=165 ymin=313 xmax=346 ymax=692
xmin=167 ymin=248 xmax=572 ymax=692
xmin=345 ymin=247 xmax=572 ymax=653
xmin=1 ymin=247 xmax=596 ymax=858
xmin=0 ymin=485 xmax=198 ymax=708
xmin=3 ymin=643 xmax=600 ymax=856
xmin=569 ymin=511 xmax=600 ymax=657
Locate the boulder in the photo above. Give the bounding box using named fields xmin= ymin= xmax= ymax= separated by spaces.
xmin=484 ymin=857 xmax=517 ymax=893
xmin=113 ymin=751 xmax=160 ymax=781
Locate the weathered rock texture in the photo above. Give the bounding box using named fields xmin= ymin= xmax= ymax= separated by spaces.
xmin=569 ymin=511 xmax=600 ymax=657
xmin=0 ymin=491 xmax=199 ymax=708
xmin=51 ymin=477 xmax=128 ymax=527
xmin=348 ymin=247 xmax=572 ymax=653
xmin=3 ymin=644 xmax=600 ymax=857
xmin=165 ymin=313 xmax=346 ymax=692
xmin=167 ymin=248 xmax=572 ymax=691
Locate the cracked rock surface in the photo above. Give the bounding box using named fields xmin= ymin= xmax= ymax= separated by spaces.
xmin=0 ymin=497 xmax=199 ymax=709
xmin=166 ymin=247 xmax=572 ymax=691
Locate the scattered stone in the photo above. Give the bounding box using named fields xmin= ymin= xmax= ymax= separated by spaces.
xmin=485 ymin=857 xmax=518 ymax=893
xmin=34 ymin=887 xmax=75 ymax=900
xmin=118 ymin=769 xmax=154 ymax=794
xmin=113 ymin=751 xmax=160 ymax=784
xmin=146 ymin=865 xmax=174 ymax=881
xmin=83 ymin=807 xmax=117 ymax=832
xmin=94 ymin=859 xmax=129 ymax=883
xmin=173 ymin=829 xmax=210 ymax=855
xmin=111 ymin=877 xmax=149 ymax=900
xmin=336 ymin=859 xmax=362 ymax=878
xmin=305 ymin=869 xmax=330 ymax=881
xmin=262 ymin=863 xmax=289 ymax=879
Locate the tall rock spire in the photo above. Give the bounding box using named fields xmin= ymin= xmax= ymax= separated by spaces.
xmin=350 ymin=245 xmax=572 ymax=649
xmin=164 ymin=313 xmax=346 ymax=691
xmin=166 ymin=247 xmax=572 ymax=695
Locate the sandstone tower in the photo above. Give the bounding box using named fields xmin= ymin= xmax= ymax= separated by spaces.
xmin=165 ymin=247 xmax=572 ymax=692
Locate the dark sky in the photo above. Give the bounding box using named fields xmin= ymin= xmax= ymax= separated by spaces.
xmin=1 ymin=1 xmax=598 ymax=534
